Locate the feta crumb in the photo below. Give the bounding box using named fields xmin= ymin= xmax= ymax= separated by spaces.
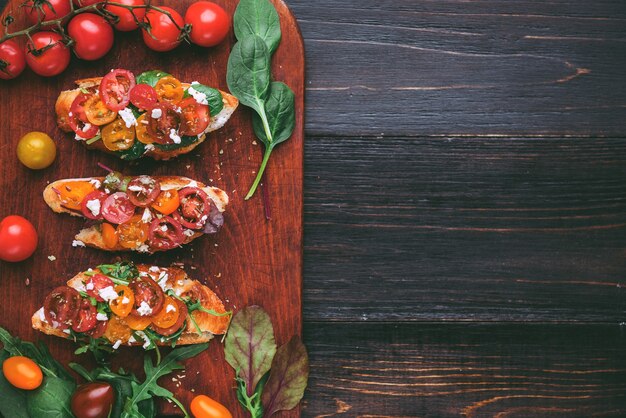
xmin=149 ymin=266 xmax=160 ymax=272
xmin=98 ymin=286 xmax=118 ymax=302
xmin=127 ymin=185 xmax=144 ymax=192
xmin=183 ymin=229 xmax=195 ymax=237
xmin=63 ymin=329 xmax=71 ymax=334
xmin=137 ymin=301 xmax=153 ymax=316
xmin=121 ymin=296 xmax=130 ymax=305
xmin=166 ymin=304 xmax=177 ymax=313
xmin=157 ymin=271 xmax=169 ymax=291
xmin=151 ymin=108 xmax=162 ymax=118
xmin=89 ymin=179 xmax=101 ymax=188
xmin=72 ymin=239 xmax=86 ymax=247
xmin=85 ymin=199 xmax=101 ymax=217
xmin=144 ymin=144 xmax=155 ymax=152
xmin=188 ymin=84 xmax=208 ymax=105
xmin=82 ymin=123 xmax=93 ymax=132
xmin=169 ymin=129 xmax=181 ymax=144
xmin=37 ymin=308 xmax=46 ymax=322
xmin=141 ymin=208 xmax=152 ymax=223
xmin=48 ymin=255 xmax=56 ymax=261
xmin=137 ymin=244 xmax=150 ymax=253
xmin=118 ymin=107 xmax=137 ymax=128
xmin=96 ymin=312 xmax=108 ymax=321
xmin=112 ymin=340 xmax=122 ymax=350
xmin=129 ymin=335 xmax=136 ymax=344
xmin=137 ymin=331 xmax=151 ymax=349
xmin=188 ymin=180 xmax=198 ymax=188
xmin=161 ymin=225 xmax=168 ymax=232
xmin=85 ymin=282 xmax=95 ymax=291
xmin=74 ymin=281 xmax=87 ymax=292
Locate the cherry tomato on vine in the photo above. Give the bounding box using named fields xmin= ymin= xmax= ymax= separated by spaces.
xmin=73 ymin=0 xmax=101 ymax=6
xmin=71 ymin=382 xmax=115 ymax=418
xmin=68 ymin=13 xmax=114 ymax=61
xmin=185 ymin=1 xmax=231 ymax=48
xmin=142 ymin=6 xmax=184 ymax=52
xmin=25 ymin=31 xmax=70 ymax=77
xmin=24 ymin=0 xmax=71 ymax=24
xmin=0 ymin=215 xmax=38 ymax=262
xmin=16 ymin=131 xmax=56 ymax=170
xmin=2 ymin=356 xmax=43 ymax=390
xmin=104 ymin=0 xmax=146 ymax=32
xmin=0 ymin=40 xmax=26 ymax=80
xmin=190 ymin=395 xmax=232 ymax=418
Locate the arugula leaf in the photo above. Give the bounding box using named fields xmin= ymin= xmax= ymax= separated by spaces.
xmin=136 ymin=70 xmax=171 ymax=87
xmin=185 ymin=83 xmax=224 ymax=116
xmin=252 ymin=82 xmax=295 ymax=146
xmin=233 ymin=0 xmax=282 ymax=54
xmin=0 ymin=352 xmax=29 ymax=418
xmin=98 ymin=262 xmax=139 ymax=283
xmin=235 ymin=373 xmax=267 ymax=418
xmin=261 ymin=337 xmax=309 ymax=417
xmin=225 ymin=306 xmax=277 ymax=397
xmin=227 ymin=35 xmax=271 ymax=117
xmin=26 ymin=376 xmax=75 ymax=418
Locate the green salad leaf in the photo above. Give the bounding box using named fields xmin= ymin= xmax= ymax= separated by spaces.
xmin=233 ymin=0 xmax=282 ymax=54
xmin=252 ymin=81 xmax=295 ymax=146
xmin=185 ymin=83 xmax=224 ymax=116
xmin=135 ymin=70 xmax=171 ymax=87
xmin=26 ymin=377 xmax=75 ymax=418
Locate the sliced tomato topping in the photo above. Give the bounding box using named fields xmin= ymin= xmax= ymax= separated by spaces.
xmin=116 ymin=214 xmax=149 ymax=249
xmin=172 ymin=187 xmax=211 ymax=230
xmin=148 ymin=216 xmax=185 ymax=250
xmin=155 ymin=75 xmax=184 ymax=103
xmin=72 ymin=298 xmax=98 ymax=333
xmin=124 ymin=314 xmax=151 ymax=331
xmin=134 ymin=113 xmax=156 ymax=144
xmin=150 ymin=296 xmax=180 ymax=329
xmin=100 ymin=69 xmax=136 ymax=111
xmin=151 ymin=299 xmax=187 ymax=336
xmin=109 ymin=285 xmax=134 ymax=318
xmin=101 ymin=223 xmax=118 ymax=248
xmin=69 ymin=93 xmax=100 ymax=139
xmin=44 ymin=286 xmax=81 ymax=329
xmin=56 ymin=181 xmax=97 ymax=211
xmin=126 ymin=176 xmax=161 ymax=207
xmin=101 ymin=116 xmax=136 ymax=151
xmin=178 ymin=97 xmax=210 ymax=136
xmin=80 ymin=190 xmax=108 ymax=220
xmin=130 ymin=84 xmax=158 ymax=111
xmin=147 ymin=103 xmax=181 ymax=144
xmin=85 ymin=94 xmax=117 ymax=126
xmin=151 ymin=189 xmax=180 ymax=215
xmin=129 ymin=276 xmax=164 ymax=317
xmin=102 ymin=192 xmax=136 ymax=224
xmin=86 ymin=319 xmax=108 ymax=339
xmin=85 ymin=274 xmax=115 ymax=302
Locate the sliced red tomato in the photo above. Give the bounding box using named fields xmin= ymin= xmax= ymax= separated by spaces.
xmin=85 ymin=274 xmax=114 ymax=302
xmin=99 ymin=69 xmax=136 ymax=111
xmin=148 ymin=216 xmax=185 ymax=250
xmin=80 ymin=190 xmax=108 ymax=220
xmin=129 ymin=84 xmax=158 ymax=111
xmin=178 ymin=97 xmax=210 ymax=136
xmin=86 ymin=318 xmax=108 ymax=338
xmin=172 ymin=187 xmax=211 ymax=230
xmin=101 ymin=192 xmax=136 ymax=224
xmin=116 ymin=214 xmax=149 ymax=249
xmin=72 ymin=298 xmax=97 ymax=333
xmin=44 ymin=286 xmax=81 ymax=329
xmin=147 ymin=103 xmax=181 ymax=144
xmin=126 ymin=176 xmax=161 ymax=207
xmin=69 ymin=93 xmax=100 ymax=139
xmin=129 ymin=277 xmax=164 ymax=316
xmin=151 ymin=298 xmax=187 ymax=336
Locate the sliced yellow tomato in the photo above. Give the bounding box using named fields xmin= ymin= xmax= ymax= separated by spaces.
xmin=101 ymin=117 xmax=135 ymax=151
xmin=85 ymin=95 xmax=117 ymax=126
xmin=135 ymin=114 xmax=156 ymax=144
xmin=155 ymin=76 xmax=184 ymax=103
xmin=124 ymin=314 xmax=151 ymax=331
xmin=101 ymin=223 xmax=118 ymax=249
xmin=56 ymin=181 xmax=96 ymax=210
xmin=116 ymin=215 xmax=149 ymax=249
xmin=103 ymin=314 xmax=133 ymax=343
xmin=110 ymin=285 xmax=135 ymax=318
xmin=151 ymin=189 xmax=180 ymax=215
xmin=151 ymin=296 xmax=180 ymax=329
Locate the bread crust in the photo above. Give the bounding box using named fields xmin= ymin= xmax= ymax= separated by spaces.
xmin=55 ymin=76 xmax=239 ymax=160
xmin=31 ymin=265 xmax=230 ymax=346
xmin=43 ymin=176 xmax=228 ymax=253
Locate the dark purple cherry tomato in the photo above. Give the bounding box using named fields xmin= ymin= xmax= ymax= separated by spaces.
xmin=71 ymin=382 xmax=115 ymax=418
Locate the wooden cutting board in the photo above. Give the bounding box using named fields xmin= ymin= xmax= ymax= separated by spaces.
xmin=0 ymin=0 xmax=303 ymax=416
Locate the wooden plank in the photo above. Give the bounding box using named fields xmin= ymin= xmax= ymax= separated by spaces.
xmin=288 ymin=0 xmax=626 ymax=136
xmin=303 ymin=137 xmax=626 ymax=322
xmin=0 ymin=0 xmax=304 ymax=416
xmin=301 ymin=322 xmax=626 ymax=417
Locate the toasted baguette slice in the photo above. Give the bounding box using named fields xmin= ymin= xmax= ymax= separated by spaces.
xmin=55 ymin=76 xmax=239 ymax=160
xmin=32 ymin=264 xmax=231 ymax=347
xmin=43 ymin=176 xmax=228 ymax=253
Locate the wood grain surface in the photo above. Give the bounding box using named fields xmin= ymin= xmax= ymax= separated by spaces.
xmin=0 ymin=0 xmax=304 ymax=416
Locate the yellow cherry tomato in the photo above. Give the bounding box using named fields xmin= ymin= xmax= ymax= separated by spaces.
xmin=116 ymin=215 xmax=149 ymax=249
xmin=135 ymin=114 xmax=156 ymax=144
xmin=101 ymin=223 xmax=118 ymax=249
xmin=190 ymin=395 xmax=232 ymax=418
xmin=101 ymin=117 xmax=135 ymax=151
xmin=124 ymin=314 xmax=151 ymax=331
xmin=110 ymin=285 xmax=135 ymax=318
xmin=57 ymin=181 xmax=96 ymax=210
xmin=16 ymin=131 xmax=57 ymax=170
xmin=151 ymin=296 xmax=180 ymax=328
xmin=155 ymin=76 xmax=184 ymax=103
xmin=2 ymin=356 xmax=43 ymax=390
xmin=151 ymin=189 xmax=180 ymax=215
xmin=85 ymin=95 xmax=117 ymax=126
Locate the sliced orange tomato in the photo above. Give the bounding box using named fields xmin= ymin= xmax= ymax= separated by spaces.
xmin=116 ymin=215 xmax=149 ymax=249
xmin=85 ymin=94 xmax=117 ymax=126
xmin=124 ymin=314 xmax=151 ymax=331
xmin=155 ymin=76 xmax=184 ymax=103
xmin=109 ymin=285 xmax=135 ymax=318
xmin=151 ymin=296 xmax=180 ymax=329
xmin=101 ymin=223 xmax=118 ymax=248
xmin=101 ymin=117 xmax=135 ymax=151
xmin=151 ymin=189 xmax=180 ymax=215
xmin=57 ymin=181 xmax=96 ymax=210
xmin=135 ymin=114 xmax=156 ymax=144
xmin=103 ymin=314 xmax=132 ymax=343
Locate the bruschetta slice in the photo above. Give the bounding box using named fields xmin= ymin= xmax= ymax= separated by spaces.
xmin=32 ymin=263 xmax=231 ymax=348
xmin=55 ymin=69 xmax=238 ymax=160
xmin=43 ymin=173 xmax=228 ymax=253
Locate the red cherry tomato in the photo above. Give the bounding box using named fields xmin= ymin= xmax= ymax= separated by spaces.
xmin=178 ymin=97 xmax=210 ymax=136
xmin=142 ymin=6 xmax=184 ymax=52
xmin=44 ymin=286 xmax=81 ymax=329
xmin=73 ymin=0 xmax=101 ymax=6
xmin=24 ymin=0 xmax=71 ymax=24
xmin=0 ymin=215 xmax=38 ymax=262
xmin=0 ymin=40 xmax=26 ymax=80
xmin=72 ymin=298 xmax=98 ymax=333
xmin=126 ymin=176 xmax=161 ymax=207
xmin=80 ymin=190 xmax=108 ymax=220
xmin=129 ymin=276 xmax=165 ymax=316
xmin=69 ymin=93 xmax=100 ymax=138
xmin=130 ymin=84 xmax=158 ymax=110
xmin=100 ymin=69 xmax=136 ymax=111
xmin=71 ymin=382 xmax=115 ymax=418
xmin=104 ymin=0 xmax=146 ymax=31
xmin=101 ymin=192 xmax=136 ymax=224
xmin=85 ymin=274 xmax=114 ymax=302
xmin=184 ymin=1 xmax=231 ymax=48
xmin=148 ymin=216 xmax=184 ymax=250
xmin=172 ymin=187 xmax=212 ymax=230
xmin=68 ymin=13 xmax=114 ymax=61
xmin=147 ymin=102 xmax=181 ymax=144
xmin=25 ymin=31 xmax=70 ymax=77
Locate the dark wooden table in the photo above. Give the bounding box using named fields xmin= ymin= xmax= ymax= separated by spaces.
xmin=289 ymin=0 xmax=626 ymax=416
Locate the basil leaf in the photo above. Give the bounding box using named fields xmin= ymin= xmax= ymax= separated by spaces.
xmin=225 ymin=306 xmax=277 ymax=397
xmin=26 ymin=376 xmax=76 ymax=418
xmin=154 ymin=135 xmax=198 ymax=151
xmin=261 ymin=337 xmax=309 ymax=417
xmin=252 ymin=81 xmax=295 ymax=147
xmin=135 ymin=70 xmax=171 ymax=87
xmin=117 ymin=140 xmax=147 ymax=161
xmin=0 ymin=352 xmax=29 ymax=418
xmin=186 ymin=83 xmax=224 ymax=116
xmin=227 ymin=35 xmax=271 ymax=117
xmin=234 ymin=0 xmax=282 ymax=54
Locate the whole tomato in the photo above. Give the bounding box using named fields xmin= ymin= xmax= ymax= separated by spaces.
xmin=2 ymin=356 xmax=43 ymax=390
xmin=184 ymin=1 xmax=230 ymax=47
xmin=142 ymin=6 xmax=184 ymax=52
xmin=190 ymin=395 xmax=232 ymax=418
xmin=73 ymin=0 xmax=101 ymax=6
xmin=24 ymin=0 xmax=71 ymax=24
xmin=25 ymin=31 xmax=70 ymax=77
xmin=0 ymin=40 xmax=26 ymax=80
xmin=67 ymin=13 xmax=114 ymax=60
xmin=71 ymin=382 xmax=115 ymax=418
xmin=0 ymin=215 xmax=38 ymax=262
xmin=104 ymin=0 xmax=146 ymax=31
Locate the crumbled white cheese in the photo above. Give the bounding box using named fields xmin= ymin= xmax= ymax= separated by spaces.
xmin=127 ymin=185 xmax=144 ymax=192
xmin=157 ymin=271 xmax=169 ymax=291
xmin=169 ymin=129 xmax=181 ymax=144
xmin=118 ymin=107 xmax=137 ymax=128
xmin=137 ymin=301 xmax=153 ymax=316
xmin=85 ymin=199 xmax=101 ymax=216
xmin=161 ymin=225 xmax=168 ymax=232
xmin=98 ymin=286 xmax=118 ymax=302
xmin=144 ymin=144 xmax=155 ymax=152
xmin=141 ymin=208 xmax=152 ymax=223
xmin=183 ymin=229 xmax=195 ymax=237
xmin=112 ymin=340 xmax=122 ymax=350
xmin=96 ymin=312 xmax=108 ymax=321
xmin=82 ymin=122 xmax=93 ymax=132
xmin=149 ymin=266 xmax=160 ymax=272
xmin=48 ymin=255 xmax=56 ymax=261
xmin=89 ymin=180 xmax=101 ymax=188
xmin=128 ymin=335 xmax=136 ymax=344
xmin=121 ymin=296 xmax=130 ymax=305
xmin=166 ymin=304 xmax=177 ymax=313
xmin=63 ymin=329 xmax=71 ymax=335
xmin=188 ymin=84 xmax=208 ymax=105
xmin=188 ymin=180 xmax=198 ymax=188
xmin=137 ymin=244 xmax=150 ymax=253
xmin=75 ymin=134 xmax=87 ymax=141
xmin=85 ymin=282 xmax=95 ymax=291
xmin=136 ymin=331 xmax=151 ymax=349
xmin=37 ymin=308 xmax=46 ymax=322
xmin=151 ymin=108 xmax=162 ymax=119
xmin=74 ymin=281 xmax=87 ymax=293
xmin=72 ymin=240 xmax=86 ymax=247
